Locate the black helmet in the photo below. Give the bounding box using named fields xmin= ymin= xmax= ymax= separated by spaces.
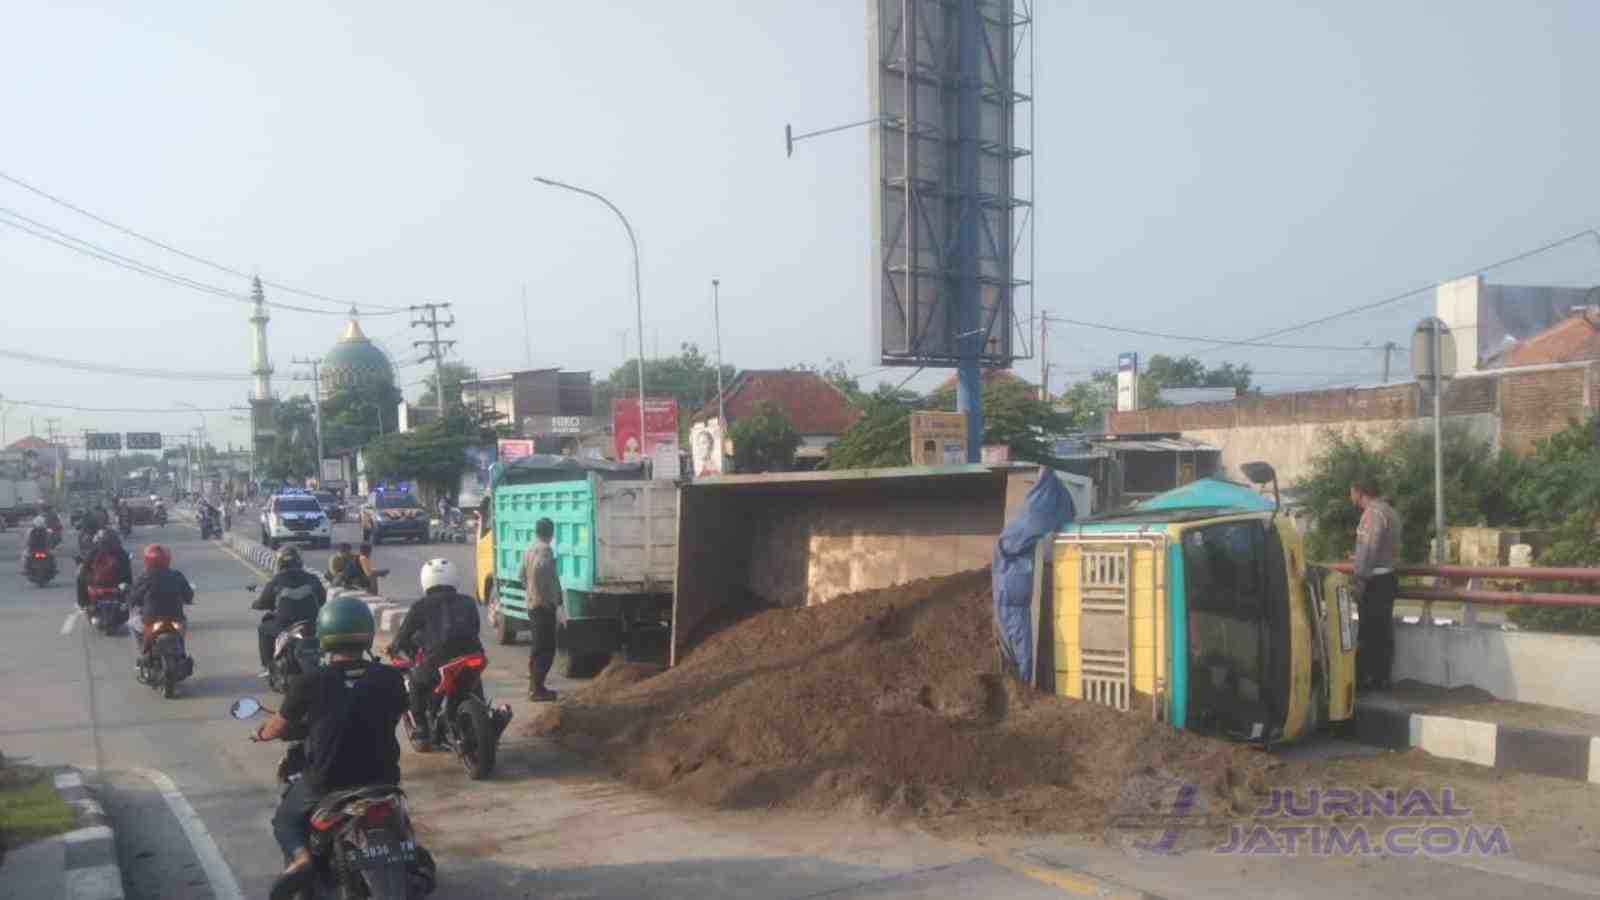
xmin=275 ymin=546 xmax=303 ymax=572
xmin=316 ymin=596 xmax=375 ymax=652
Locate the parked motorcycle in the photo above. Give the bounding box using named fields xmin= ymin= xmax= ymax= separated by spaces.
xmin=389 ymin=650 xmax=512 ymax=780
xmin=136 ymin=617 xmax=195 ymax=699
xmin=230 ymin=697 xmax=437 ymax=899
xmin=87 ymin=583 xmax=130 ymax=636
xmin=25 ymin=549 xmax=57 ymax=587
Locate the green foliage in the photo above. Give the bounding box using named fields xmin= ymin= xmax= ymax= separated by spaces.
xmin=594 ymin=343 xmax=736 ymax=440
xmin=928 ymin=377 xmax=1073 ymax=463
xmin=791 ymin=359 xmax=863 ymax=402
xmin=417 ymin=361 xmax=479 ymax=414
xmin=360 ymin=419 xmax=470 ymax=499
xmin=321 ymin=381 xmax=402 ymax=453
xmin=1503 ymin=418 xmax=1600 ymax=634
xmin=1059 ymin=354 xmax=1251 ymax=421
xmin=1056 ymin=380 xmax=1111 ymax=430
xmin=264 ymin=396 xmax=319 ymax=481
xmin=118 ymin=452 xmax=162 ymax=471
xmin=1293 ymin=425 xmax=1524 ymax=564
xmin=729 ymin=401 xmax=800 ymax=473
xmin=822 ymin=385 xmax=919 ymax=469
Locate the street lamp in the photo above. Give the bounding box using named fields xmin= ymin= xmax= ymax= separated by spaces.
xmin=177 ymin=402 xmax=209 ymax=494
xmin=711 ymin=279 xmax=727 ymax=451
xmin=533 ymin=176 xmax=648 ymax=469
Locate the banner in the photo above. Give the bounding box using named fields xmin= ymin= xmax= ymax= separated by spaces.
xmin=612 ymin=398 xmax=678 ymax=463
xmin=690 ymin=419 xmax=725 ymax=479
xmin=497 ymin=438 xmax=535 ymax=463
xmin=1116 ymin=352 xmax=1140 ymax=412
xmin=909 ymin=411 xmax=968 ymax=466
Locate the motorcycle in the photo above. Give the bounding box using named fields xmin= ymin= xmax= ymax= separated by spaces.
xmin=199 ymin=508 xmax=219 ymax=540
xmin=230 ymin=697 xmax=437 ymax=899
xmin=88 ymin=583 xmax=130 ymax=636
xmin=389 ymin=650 xmax=512 ymax=780
xmin=154 ymin=505 xmax=168 ymax=527
xmin=118 ymin=517 xmax=133 ymax=538
xmin=136 ymin=617 xmax=195 ymax=699
xmin=25 ymin=549 xmax=57 ymax=587
xmin=268 ymin=616 xmax=322 ymax=694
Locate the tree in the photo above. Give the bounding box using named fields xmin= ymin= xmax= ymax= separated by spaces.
xmin=927 ymin=377 xmax=1074 ymax=462
xmin=1292 ymin=425 xmax=1525 ymax=565
xmin=1057 ymin=379 xmax=1112 ymax=431
xmin=321 ymin=381 xmax=402 ymax=453
xmin=1143 ymin=355 xmax=1253 ymax=394
xmin=729 ymin=401 xmax=800 ymax=473
xmin=360 ymin=419 xmax=471 ymax=501
xmin=823 ymin=385 xmax=919 ymax=469
xmin=1499 ymin=418 xmax=1600 ymax=634
xmin=792 ymin=359 xmax=863 ymax=403
xmin=264 ymin=396 xmax=319 ymax=481
xmin=417 ymin=362 xmax=479 ymax=414
xmin=593 ymin=343 xmax=737 ymax=439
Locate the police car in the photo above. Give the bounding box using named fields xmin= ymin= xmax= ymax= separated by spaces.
xmin=260 ymin=489 xmax=332 ymax=550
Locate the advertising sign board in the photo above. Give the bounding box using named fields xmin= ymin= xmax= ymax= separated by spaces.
xmin=125 ymin=432 xmax=161 ymax=450
xmin=497 ymin=438 xmax=535 ymax=464
xmin=690 ymin=419 xmax=725 ymax=479
xmin=1116 ymin=352 xmax=1140 ymax=412
xmin=910 ymin=411 xmax=968 ymax=466
xmin=611 ymin=398 xmax=678 ymax=464
xmin=85 ymin=432 xmax=122 ymax=451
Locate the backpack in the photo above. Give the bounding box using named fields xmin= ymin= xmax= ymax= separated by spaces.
xmin=436 ymin=591 xmax=480 ymax=645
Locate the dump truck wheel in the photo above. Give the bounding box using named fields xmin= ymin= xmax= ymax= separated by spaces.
xmin=562 ymin=651 xmax=609 ymax=679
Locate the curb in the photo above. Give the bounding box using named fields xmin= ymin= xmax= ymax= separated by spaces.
xmin=53 ymin=768 xmax=124 ymax=900
xmin=222 ymin=532 xmax=412 ymax=632
xmin=1349 ymin=700 xmax=1600 ymax=784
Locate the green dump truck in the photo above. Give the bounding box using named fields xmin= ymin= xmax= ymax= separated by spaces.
xmin=477 ymin=455 xmax=676 ymax=677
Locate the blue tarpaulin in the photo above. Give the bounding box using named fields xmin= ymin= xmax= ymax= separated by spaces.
xmin=992 ymin=468 xmax=1076 ymax=683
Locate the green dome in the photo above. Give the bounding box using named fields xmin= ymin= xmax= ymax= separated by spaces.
xmin=320 ymin=310 xmax=395 ymax=398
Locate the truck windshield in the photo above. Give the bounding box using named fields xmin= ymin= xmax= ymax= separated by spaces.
xmin=275 ymin=497 xmax=322 ymax=513
xmin=375 ymin=494 xmax=421 ymax=510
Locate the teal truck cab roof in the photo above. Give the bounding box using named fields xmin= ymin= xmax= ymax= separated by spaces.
xmin=1063 ymin=477 xmax=1274 ymax=534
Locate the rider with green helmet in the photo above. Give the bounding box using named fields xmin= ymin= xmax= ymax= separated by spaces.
xmin=256 ymin=594 xmax=408 ymax=899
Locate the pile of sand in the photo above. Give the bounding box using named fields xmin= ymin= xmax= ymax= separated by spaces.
xmin=526 ymin=569 xmax=1295 ymax=833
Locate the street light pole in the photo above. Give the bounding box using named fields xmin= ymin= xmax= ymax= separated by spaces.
xmin=712 ymin=279 xmax=726 ymax=439
xmin=534 ymin=177 xmax=648 ymax=469
xmin=177 ymin=402 xmax=209 ymax=494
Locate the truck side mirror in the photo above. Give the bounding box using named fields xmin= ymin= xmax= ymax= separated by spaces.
xmin=1242 ymin=461 xmax=1280 ymax=516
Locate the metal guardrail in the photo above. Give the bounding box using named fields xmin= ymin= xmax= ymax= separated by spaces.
xmin=1321 ymin=561 xmax=1600 ymax=610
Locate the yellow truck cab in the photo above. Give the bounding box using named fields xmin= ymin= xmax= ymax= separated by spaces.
xmin=1050 ymin=467 xmax=1356 ymax=745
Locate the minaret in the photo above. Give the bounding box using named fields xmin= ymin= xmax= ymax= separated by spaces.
xmin=250 ymin=276 xmax=273 ymax=400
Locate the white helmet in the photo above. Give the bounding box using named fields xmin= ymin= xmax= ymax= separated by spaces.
xmin=32 ymin=515 xmax=46 ymax=528
xmin=419 ymin=558 xmax=461 ymax=593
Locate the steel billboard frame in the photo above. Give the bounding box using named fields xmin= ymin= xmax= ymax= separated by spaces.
xmin=869 ymin=0 xmax=1034 ymax=369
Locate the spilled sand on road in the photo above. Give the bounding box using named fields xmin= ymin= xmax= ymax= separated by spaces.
xmin=525 ymin=569 xmax=1282 ymax=834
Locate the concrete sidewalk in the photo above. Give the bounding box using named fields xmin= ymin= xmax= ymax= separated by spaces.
xmin=0 ymin=768 xmax=124 ymax=900
xmin=1346 ymin=684 xmax=1600 ymax=783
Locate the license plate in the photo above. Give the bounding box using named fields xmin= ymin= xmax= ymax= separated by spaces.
xmin=347 ymin=837 xmax=416 ymax=870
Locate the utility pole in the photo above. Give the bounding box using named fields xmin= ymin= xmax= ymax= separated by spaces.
xmin=711 ymin=279 xmax=727 ymax=435
xmin=1382 ymin=341 xmax=1397 ymax=383
xmin=45 ymin=418 xmax=63 ymax=492
xmin=1039 ymin=314 xmax=1050 ymax=402
xmin=521 ymin=285 xmax=533 ymax=368
xmin=410 ymin=302 xmax=457 ymax=420
xmin=290 ymin=357 xmax=326 ymax=481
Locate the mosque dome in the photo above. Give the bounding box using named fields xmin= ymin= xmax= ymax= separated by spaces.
xmin=320 ymin=308 xmax=395 ymax=399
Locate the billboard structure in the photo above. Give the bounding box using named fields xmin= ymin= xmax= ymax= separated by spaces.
xmin=869 ymin=0 xmax=1033 ymax=371
xmin=612 ymin=398 xmax=678 ymax=467
xmin=1116 ymin=353 xmax=1139 ymax=412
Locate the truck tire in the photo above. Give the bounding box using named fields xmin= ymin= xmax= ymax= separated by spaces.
xmin=489 ymin=590 xmax=518 ymax=645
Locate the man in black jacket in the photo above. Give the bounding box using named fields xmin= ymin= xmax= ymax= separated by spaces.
xmin=129 ymin=543 xmax=194 ymax=657
xmin=252 ymin=546 xmax=327 ymax=677
xmin=391 ymin=558 xmax=484 ymax=750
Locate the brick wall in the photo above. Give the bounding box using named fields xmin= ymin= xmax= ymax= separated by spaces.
xmin=1500 ymin=367 xmax=1589 ymax=456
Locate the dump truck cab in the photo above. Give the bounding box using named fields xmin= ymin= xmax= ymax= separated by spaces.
xmin=1051 ymin=470 xmax=1357 ymax=745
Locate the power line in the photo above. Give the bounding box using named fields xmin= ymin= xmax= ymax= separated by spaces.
xmin=0 ymin=345 xmax=253 ymax=381
xmin=0 ymin=207 xmax=367 ymax=317
xmin=1192 ymin=227 xmax=1600 ymax=356
xmin=1043 ymin=314 xmax=1376 ymax=351
xmin=0 ymin=169 xmax=407 ymax=313
xmin=0 ymin=398 xmax=239 ymax=413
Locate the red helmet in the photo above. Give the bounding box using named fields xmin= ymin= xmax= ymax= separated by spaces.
xmin=143 ymin=544 xmax=171 ymax=570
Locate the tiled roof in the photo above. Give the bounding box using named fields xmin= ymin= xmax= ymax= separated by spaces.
xmin=6 ymin=436 xmax=53 ymax=451
xmin=692 ymin=370 xmax=862 ymax=435
xmin=1492 ymin=312 xmax=1600 ymax=368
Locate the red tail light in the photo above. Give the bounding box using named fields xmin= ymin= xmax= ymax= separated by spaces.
xmin=31 ymin=551 xmax=48 ymax=560
xmin=462 ymin=654 xmax=487 ymax=671
xmin=362 ymin=802 xmax=394 ymax=827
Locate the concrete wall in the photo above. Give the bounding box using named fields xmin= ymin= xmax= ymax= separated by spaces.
xmin=1395 ymin=623 xmax=1600 ymax=716
xmin=1178 ymin=413 xmax=1497 ymax=486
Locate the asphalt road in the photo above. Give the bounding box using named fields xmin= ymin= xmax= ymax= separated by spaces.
xmin=2 ymin=520 xmax=1595 ymax=899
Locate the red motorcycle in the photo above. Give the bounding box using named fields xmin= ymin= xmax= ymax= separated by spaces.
xmin=388 ymin=651 xmax=511 ymax=780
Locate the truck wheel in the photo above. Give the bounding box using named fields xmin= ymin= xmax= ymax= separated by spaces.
xmin=490 ymin=591 xmax=518 ymax=645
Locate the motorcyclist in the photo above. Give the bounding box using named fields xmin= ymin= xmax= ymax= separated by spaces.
xmin=40 ymin=505 xmax=63 ymax=545
xmin=83 ymin=529 xmax=133 ymax=611
xmin=116 ymin=500 xmax=133 ymax=532
xmin=252 ymin=547 xmax=327 ymax=678
xmin=390 ymin=559 xmax=484 ymax=750
xmin=21 ymin=515 xmax=51 ymax=572
xmin=129 ymin=544 xmax=193 ymax=658
xmin=254 ymin=596 xmax=407 ymax=900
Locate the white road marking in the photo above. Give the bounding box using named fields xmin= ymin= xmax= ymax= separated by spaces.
xmin=131 ymin=768 xmax=245 ymax=900
xmin=55 ymin=771 xmax=84 ymax=790
xmin=62 ymin=610 xmax=82 ymax=635
xmin=63 ymin=824 xmax=113 ymax=844
xmin=1435 ymin=853 xmax=1600 ymax=897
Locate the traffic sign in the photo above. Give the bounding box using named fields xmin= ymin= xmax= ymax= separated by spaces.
xmin=1411 ymin=317 xmax=1457 ymax=390
xmin=125 ymin=432 xmax=162 ymax=450
xmin=85 ymin=432 xmax=122 ymax=451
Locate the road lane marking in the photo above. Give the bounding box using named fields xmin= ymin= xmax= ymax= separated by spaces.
xmin=63 ymin=824 xmax=113 ymax=844
xmin=55 ymin=771 xmax=85 ymax=789
xmin=131 ymin=768 xmax=245 ymax=900
xmin=1434 ymin=853 xmax=1600 ymax=897
xmin=990 ymin=853 xmax=1157 ymax=898
xmin=216 ymin=539 xmax=271 ymax=579
xmin=62 ymin=610 xmax=82 ymax=635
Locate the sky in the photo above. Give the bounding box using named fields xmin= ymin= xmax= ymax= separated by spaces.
xmin=4 ymin=1 xmax=1599 ymax=452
